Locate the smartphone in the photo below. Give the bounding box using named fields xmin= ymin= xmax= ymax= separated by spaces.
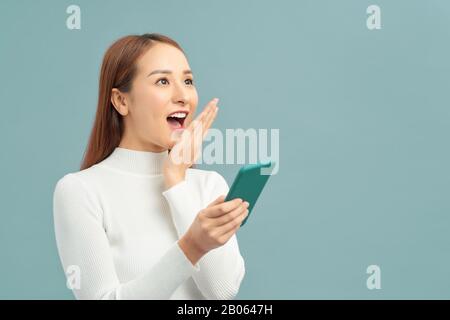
xmin=224 ymin=161 xmax=275 ymax=227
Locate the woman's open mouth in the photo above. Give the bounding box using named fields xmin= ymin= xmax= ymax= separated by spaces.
xmin=166 ymin=111 xmax=188 ymax=130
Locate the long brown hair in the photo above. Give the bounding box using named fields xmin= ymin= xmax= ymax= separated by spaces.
xmin=80 ymin=33 xmax=184 ymax=170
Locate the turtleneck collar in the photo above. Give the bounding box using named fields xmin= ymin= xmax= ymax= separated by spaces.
xmin=99 ymin=147 xmax=169 ymax=176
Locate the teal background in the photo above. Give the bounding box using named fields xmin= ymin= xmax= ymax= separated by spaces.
xmin=1 ymin=0 xmax=449 ymax=299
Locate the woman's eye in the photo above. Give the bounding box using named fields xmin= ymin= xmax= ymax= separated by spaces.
xmin=156 ymin=78 xmax=169 ymax=85
xmin=156 ymin=78 xmax=194 ymax=86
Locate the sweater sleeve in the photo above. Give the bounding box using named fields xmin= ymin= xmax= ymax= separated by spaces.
xmin=162 ymin=171 xmax=246 ymax=300
xmin=53 ymin=173 xmax=200 ymax=300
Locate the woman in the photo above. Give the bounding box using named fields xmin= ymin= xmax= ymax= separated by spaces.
xmin=53 ymin=33 xmax=249 ymax=300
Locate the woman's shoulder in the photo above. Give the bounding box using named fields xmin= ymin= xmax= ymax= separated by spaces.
xmin=53 ymin=172 xmax=91 ymax=201
xmin=53 ymin=171 xmax=104 ymax=226
xmin=53 ymin=165 xmax=104 ymax=202
xmin=53 ymin=167 xmax=105 ymax=220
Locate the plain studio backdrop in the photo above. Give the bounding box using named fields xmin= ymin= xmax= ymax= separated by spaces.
xmin=0 ymin=0 xmax=449 ymax=299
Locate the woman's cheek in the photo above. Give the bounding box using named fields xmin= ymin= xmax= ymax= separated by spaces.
xmin=142 ymin=93 xmax=166 ymax=122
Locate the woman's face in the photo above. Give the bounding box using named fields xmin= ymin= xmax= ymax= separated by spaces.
xmin=113 ymin=43 xmax=199 ymax=152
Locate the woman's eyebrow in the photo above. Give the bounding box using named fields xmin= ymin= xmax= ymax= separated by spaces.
xmin=147 ymin=69 xmax=192 ymax=77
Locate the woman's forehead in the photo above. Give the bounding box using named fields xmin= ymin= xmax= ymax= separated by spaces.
xmin=137 ymin=43 xmax=190 ymax=73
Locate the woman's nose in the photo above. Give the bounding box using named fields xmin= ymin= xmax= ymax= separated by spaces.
xmin=172 ymin=83 xmax=189 ymax=105
xmin=175 ymin=96 xmax=187 ymax=106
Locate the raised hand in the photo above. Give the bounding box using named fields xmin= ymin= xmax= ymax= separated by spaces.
xmin=163 ymin=98 xmax=219 ymax=189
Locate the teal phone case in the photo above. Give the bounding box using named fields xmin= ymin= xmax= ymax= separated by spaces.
xmin=224 ymin=161 xmax=275 ymax=227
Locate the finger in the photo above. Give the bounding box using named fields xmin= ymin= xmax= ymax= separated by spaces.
xmin=186 ymin=117 xmax=205 ymax=147
xmin=193 ymin=98 xmax=217 ymax=125
xmin=220 ymin=220 xmax=243 ymax=242
xmin=205 ymin=198 xmax=243 ymax=218
xmin=202 ymin=102 xmax=218 ymax=126
xmin=179 ymin=118 xmax=201 ymax=153
xmin=184 ymin=108 xmax=208 ymax=136
xmin=184 ymin=98 xmax=217 ymax=141
xmin=202 ymin=106 xmax=218 ymax=139
xmin=185 ymin=118 xmax=202 ymax=137
xmin=213 ymin=201 xmax=249 ymax=227
xmin=217 ymin=208 xmax=249 ymax=236
xmin=192 ymin=102 xmax=216 ymax=159
xmin=191 ymin=121 xmax=204 ymax=161
xmin=188 ymin=98 xmax=218 ymax=146
xmin=207 ymin=195 xmax=226 ymax=208
xmin=180 ymin=99 xmax=218 ymax=164
xmin=190 ymin=103 xmax=218 ymax=163
xmin=176 ymin=118 xmax=205 ymax=166
xmin=199 ymin=99 xmax=218 ymax=127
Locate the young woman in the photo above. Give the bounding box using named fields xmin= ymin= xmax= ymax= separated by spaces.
xmin=53 ymin=33 xmax=248 ymax=300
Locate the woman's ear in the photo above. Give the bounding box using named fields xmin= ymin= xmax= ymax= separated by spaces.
xmin=111 ymin=88 xmax=129 ymax=116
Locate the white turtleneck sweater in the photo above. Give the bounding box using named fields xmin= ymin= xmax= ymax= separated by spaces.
xmin=52 ymin=147 xmax=245 ymax=300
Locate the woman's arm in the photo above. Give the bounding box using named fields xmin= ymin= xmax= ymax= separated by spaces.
xmin=162 ymin=171 xmax=246 ymax=300
xmin=53 ymin=173 xmax=200 ymax=300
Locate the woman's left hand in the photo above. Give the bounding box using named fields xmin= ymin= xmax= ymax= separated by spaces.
xmin=163 ymin=98 xmax=219 ymax=189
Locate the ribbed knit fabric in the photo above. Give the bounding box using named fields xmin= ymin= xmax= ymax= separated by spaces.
xmin=53 ymin=147 xmax=245 ymax=300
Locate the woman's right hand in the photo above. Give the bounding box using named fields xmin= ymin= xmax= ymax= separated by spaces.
xmin=163 ymin=98 xmax=219 ymax=190
xmin=178 ymin=196 xmax=250 ymax=265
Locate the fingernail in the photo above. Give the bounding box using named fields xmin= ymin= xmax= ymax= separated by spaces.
xmin=244 ymin=201 xmax=249 ymax=207
xmin=213 ymin=98 xmax=219 ymax=104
